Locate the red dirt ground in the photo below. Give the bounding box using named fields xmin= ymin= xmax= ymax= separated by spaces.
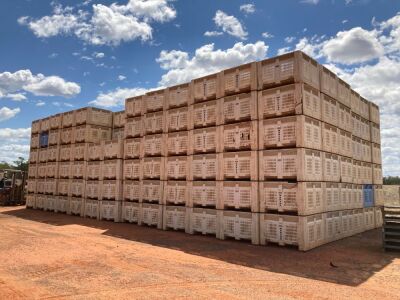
xmin=0 ymin=206 xmax=399 ymax=299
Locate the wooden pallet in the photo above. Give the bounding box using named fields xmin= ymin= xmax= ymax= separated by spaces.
xmin=383 ymin=206 xmax=400 ymax=251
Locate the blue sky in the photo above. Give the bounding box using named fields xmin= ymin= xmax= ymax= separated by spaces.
xmin=0 ymin=0 xmax=399 ymax=175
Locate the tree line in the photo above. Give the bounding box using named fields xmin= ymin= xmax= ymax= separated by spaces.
xmin=0 ymin=157 xmax=28 ymax=172
xmin=383 ymin=176 xmax=400 ymax=185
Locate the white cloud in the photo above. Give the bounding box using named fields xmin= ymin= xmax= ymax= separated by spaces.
xmin=277 ymin=47 xmax=291 ymax=55
xmin=36 ymin=100 xmax=45 ymax=106
xmin=204 ymin=31 xmax=223 ymax=37
xmin=93 ymin=52 xmax=105 ymax=58
xmin=0 ymin=69 xmax=80 ymax=98
xmin=301 ymin=0 xmax=319 ymax=4
xmin=112 ymin=0 xmax=176 ymax=23
xmin=379 ymin=13 xmax=400 ymax=54
xmin=240 ymin=4 xmax=255 ymax=14
xmin=0 ymin=127 xmax=31 ymax=163
xmin=49 ymin=53 xmax=58 ymax=58
xmin=90 ymin=87 xmax=149 ymax=107
xmin=157 ymin=41 xmax=268 ymax=86
xmin=262 ymin=32 xmax=274 ymax=39
xmin=19 ymin=0 xmax=176 ymax=46
xmin=0 ymin=144 xmax=31 ymax=164
xmin=295 ymin=37 xmax=324 ymax=58
xmin=342 ymin=20 xmax=348 ymax=24
xmin=328 ymin=56 xmax=400 ymax=175
xmin=214 ymin=10 xmax=248 ymax=40
xmin=76 ymin=4 xmax=153 ymax=46
xmin=4 ymin=93 xmax=26 ymax=101
xmin=285 ymin=36 xmax=295 ymax=43
xmin=24 ymin=76 xmax=81 ymax=97
xmin=0 ymin=107 xmax=21 ymax=122
xmin=0 ymin=127 xmax=31 ymax=140
xmin=322 ymin=27 xmax=384 ymax=64
xmin=118 ymin=75 xmax=127 ymax=81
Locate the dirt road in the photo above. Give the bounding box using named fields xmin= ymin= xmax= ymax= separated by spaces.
xmin=0 ymin=206 xmax=399 ymax=299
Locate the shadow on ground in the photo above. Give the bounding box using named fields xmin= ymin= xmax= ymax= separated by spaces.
xmin=2 ymin=207 xmax=398 ymax=287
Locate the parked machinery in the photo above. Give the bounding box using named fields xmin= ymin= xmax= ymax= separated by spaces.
xmin=0 ymin=169 xmax=27 ymax=206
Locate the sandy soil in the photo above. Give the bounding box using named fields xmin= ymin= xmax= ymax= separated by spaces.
xmin=384 ymin=185 xmax=400 ymax=206
xmin=0 ymin=206 xmax=399 ymax=299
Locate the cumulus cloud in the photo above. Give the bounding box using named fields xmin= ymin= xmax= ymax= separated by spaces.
xmin=4 ymin=93 xmax=26 ymax=101
xmin=19 ymin=0 xmax=176 ymax=46
xmin=240 ymin=4 xmax=255 ymax=14
xmin=262 ymin=32 xmax=274 ymax=39
xmin=24 ymin=76 xmax=81 ymax=97
xmin=157 ymin=41 xmax=268 ymax=86
xmin=0 ymin=127 xmax=31 ymax=139
xmin=0 ymin=69 xmax=80 ymax=98
xmin=214 ymin=10 xmax=248 ymax=40
xmin=0 ymin=127 xmax=31 ymax=163
xmin=322 ymin=27 xmax=384 ymax=64
xmin=90 ymin=87 xmax=149 ymax=107
xmin=0 ymin=107 xmax=21 ymax=122
xmin=285 ymin=36 xmax=295 ymax=43
xmin=118 ymin=75 xmax=127 ymax=81
xmin=93 ymin=52 xmax=105 ymax=58
xmin=277 ymin=47 xmax=291 ymax=55
xmin=378 ymin=13 xmax=400 ymax=54
xmin=327 ymin=56 xmax=400 ymax=175
xmin=295 ymin=37 xmax=325 ymax=58
xmin=0 ymin=144 xmax=31 ymax=164
xmin=301 ymin=0 xmax=319 ymax=4
xmin=204 ymin=31 xmax=223 ymax=37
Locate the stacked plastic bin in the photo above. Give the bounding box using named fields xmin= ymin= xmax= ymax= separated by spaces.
xmin=27 ymin=50 xmax=384 ymax=251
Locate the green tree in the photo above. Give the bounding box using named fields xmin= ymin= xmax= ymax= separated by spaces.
xmin=0 ymin=161 xmax=12 ymax=169
xmin=12 ymin=157 xmax=28 ymax=172
xmin=383 ymin=176 xmax=400 ymax=185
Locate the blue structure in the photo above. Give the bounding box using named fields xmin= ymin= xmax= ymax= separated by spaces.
xmin=39 ymin=132 xmax=49 ymax=148
xmin=363 ymin=184 xmax=374 ymax=207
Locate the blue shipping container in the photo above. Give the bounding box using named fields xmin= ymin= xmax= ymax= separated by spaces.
xmin=363 ymin=184 xmax=374 ymax=207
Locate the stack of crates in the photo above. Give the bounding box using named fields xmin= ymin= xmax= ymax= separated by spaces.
xmin=27 ymin=50 xmax=384 ymax=251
